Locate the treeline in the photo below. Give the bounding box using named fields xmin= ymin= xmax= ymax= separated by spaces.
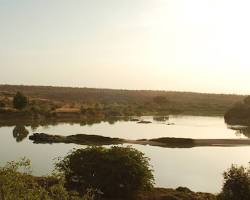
xmin=0 ymin=85 xmax=244 ymax=116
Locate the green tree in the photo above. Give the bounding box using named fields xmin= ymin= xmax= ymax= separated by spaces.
xmin=56 ymin=146 xmax=154 ymax=198
xmin=13 ymin=92 xmax=28 ymax=110
xmin=218 ymin=165 xmax=250 ymax=200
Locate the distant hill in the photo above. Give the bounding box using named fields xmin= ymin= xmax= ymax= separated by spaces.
xmin=0 ymin=84 xmax=245 ymax=116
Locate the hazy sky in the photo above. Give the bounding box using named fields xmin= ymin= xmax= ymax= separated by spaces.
xmin=1 ymin=0 xmax=250 ymax=94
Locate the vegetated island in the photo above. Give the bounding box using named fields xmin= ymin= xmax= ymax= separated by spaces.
xmin=0 ymin=85 xmax=245 ymax=124
xmin=29 ymin=133 xmax=250 ymax=148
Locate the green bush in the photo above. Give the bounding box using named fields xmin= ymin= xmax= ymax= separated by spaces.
xmin=13 ymin=92 xmax=28 ymax=110
xmin=0 ymin=158 xmax=93 ymax=200
xmin=56 ymin=146 xmax=154 ymax=198
xmin=218 ymin=165 xmax=250 ymax=200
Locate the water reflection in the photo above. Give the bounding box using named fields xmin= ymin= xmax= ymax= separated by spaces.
xmin=12 ymin=125 xmax=29 ymax=142
xmin=0 ymin=116 xmax=133 ymax=129
xmin=153 ymin=116 xmax=169 ymax=122
xmin=1 ymin=115 xmax=250 ymax=193
xmin=9 ymin=117 xmax=132 ymax=143
xmin=8 ymin=116 xmax=250 ymax=144
xmin=228 ymin=125 xmax=250 ymax=138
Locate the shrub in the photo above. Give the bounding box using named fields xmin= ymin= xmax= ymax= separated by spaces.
xmin=13 ymin=91 xmax=28 ymax=110
xmin=0 ymin=158 xmax=93 ymax=200
xmin=56 ymin=146 xmax=154 ymax=198
xmin=218 ymin=165 xmax=250 ymax=200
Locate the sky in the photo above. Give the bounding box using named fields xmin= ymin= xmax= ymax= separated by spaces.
xmin=1 ymin=0 xmax=250 ymax=94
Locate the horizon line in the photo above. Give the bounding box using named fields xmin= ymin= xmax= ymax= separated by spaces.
xmin=0 ymin=83 xmax=247 ymax=96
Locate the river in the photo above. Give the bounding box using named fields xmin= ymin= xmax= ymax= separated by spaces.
xmin=0 ymin=115 xmax=249 ymax=193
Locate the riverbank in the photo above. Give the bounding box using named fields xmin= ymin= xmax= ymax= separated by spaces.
xmin=14 ymin=174 xmax=219 ymax=200
xmin=136 ymin=187 xmax=216 ymax=200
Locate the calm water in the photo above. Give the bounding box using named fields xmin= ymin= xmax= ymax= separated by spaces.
xmin=0 ymin=115 xmax=249 ymax=193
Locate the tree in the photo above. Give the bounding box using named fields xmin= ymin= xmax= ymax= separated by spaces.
xmin=218 ymin=165 xmax=250 ymax=200
xmin=56 ymin=146 xmax=154 ymax=198
xmin=13 ymin=92 xmax=28 ymax=110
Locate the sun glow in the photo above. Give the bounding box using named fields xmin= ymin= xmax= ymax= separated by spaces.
xmin=0 ymin=0 xmax=250 ymax=94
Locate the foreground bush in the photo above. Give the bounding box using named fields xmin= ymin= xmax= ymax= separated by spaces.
xmin=56 ymin=146 xmax=154 ymax=198
xmin=218 ymin=165 xmax=250 ymax=200
xmin=0 ymin=158 xmax=94 ymax=200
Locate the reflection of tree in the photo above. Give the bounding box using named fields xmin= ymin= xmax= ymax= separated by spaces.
xmin=238 ymin=127 xmax=250 ymax=138
xmin=107 ymin=118 xmax=117 ymax=125
xmin=79 ymin=117 xmax=119 ymax=126
xmin=153 ymin=116 xmax=169 ymax=122
xmin=13 ymin=125 xmax=29 ymax=142
xmin=229 ymin=126 xmax=250 ymax=138
xmin=30 ymin=122 xmax=39 ymax=131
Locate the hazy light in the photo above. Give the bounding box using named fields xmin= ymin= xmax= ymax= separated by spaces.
xmin=0 ymin=0 xmax=250 ymax=94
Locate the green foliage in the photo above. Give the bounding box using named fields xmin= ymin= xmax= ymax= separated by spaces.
xmin=56 ymin=146 xmax=154 ymax=198
xmin=0 ymin=158 xmax=44 ymax=200
xmin=0 ymin=158 xmax=93 ymax=200
xmin=218 ymin=165 xmax=250 ymax=200
xmin=29 ymin=104 xmax=54 ymax=118
xmin=13 ymin=91 xmax=28 ymax=110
